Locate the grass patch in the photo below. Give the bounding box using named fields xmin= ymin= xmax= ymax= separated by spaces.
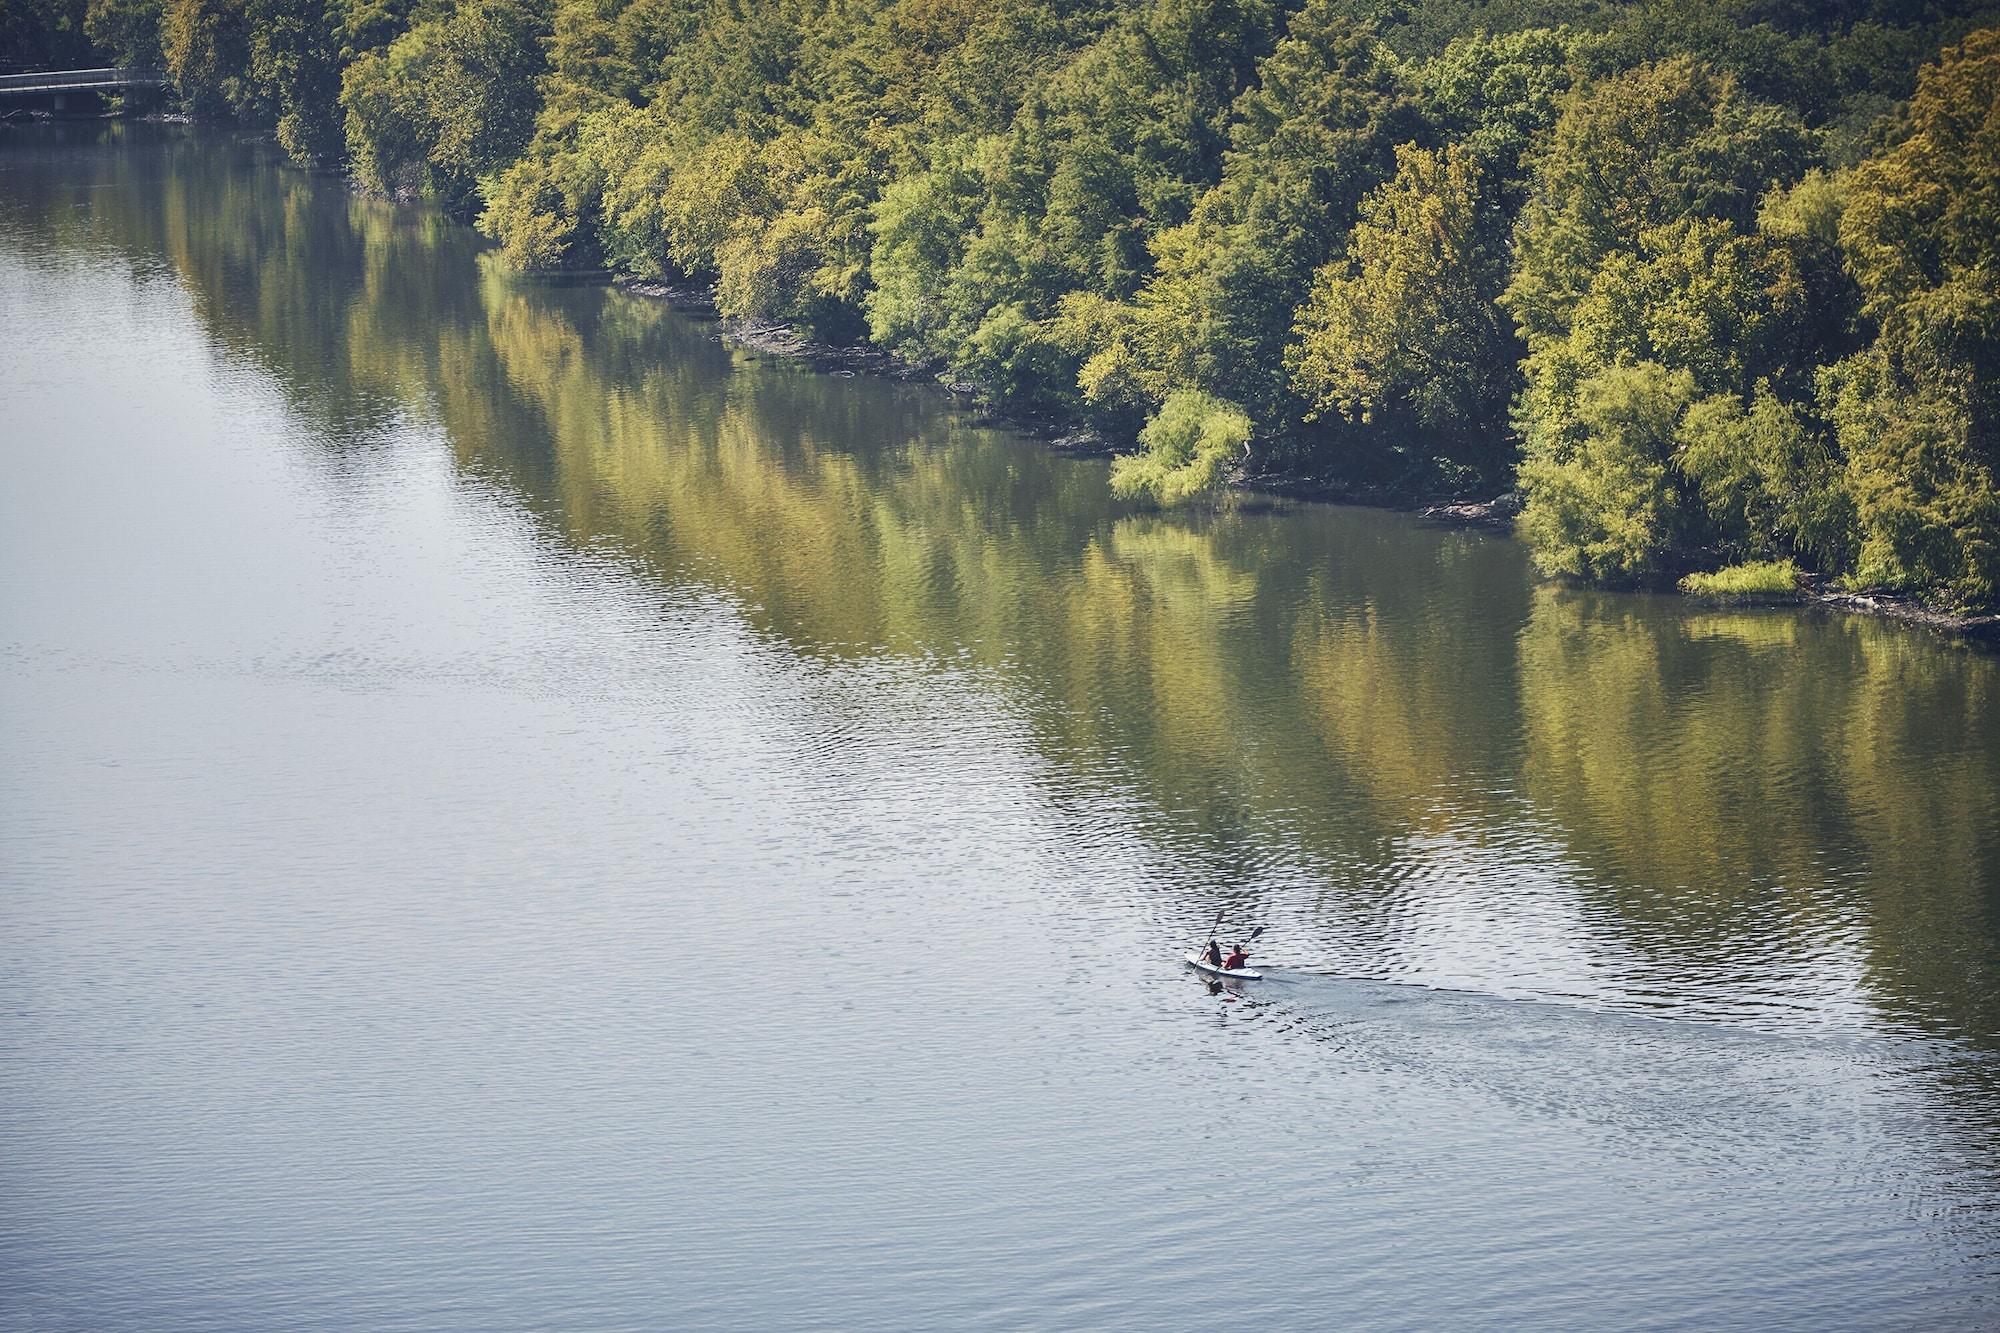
xmin=1678 ymin=559 xmax=1804 ymax=603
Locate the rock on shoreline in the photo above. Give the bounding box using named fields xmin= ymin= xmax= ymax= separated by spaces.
xmin=1420 ymin=494 xmax=1522 ymax=529
xmin=1812 ymin=589 xmax=2000 ymax=640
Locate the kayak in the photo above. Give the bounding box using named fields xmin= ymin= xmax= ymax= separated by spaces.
xmin=1184 ymin=950 xmax=1263 ymax=981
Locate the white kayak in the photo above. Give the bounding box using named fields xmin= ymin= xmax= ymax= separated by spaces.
xmin=1185 ymin=950 xmax=1263 ymax=981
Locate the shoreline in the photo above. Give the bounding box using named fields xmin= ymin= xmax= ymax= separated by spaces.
xmin=612 ymin=275 xmax=2000 ymax=645
xmin=1808 ymin=587 xmax=2000 ymax=640
xmin=613 ymin=276 xmax=1467 ymax=491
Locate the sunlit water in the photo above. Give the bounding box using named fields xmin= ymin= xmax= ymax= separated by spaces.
xmin=4 ymin=126 xmax=1999 ymax=1330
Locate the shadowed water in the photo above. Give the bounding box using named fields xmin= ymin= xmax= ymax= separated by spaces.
xmin=3 ymin=125 xmax=1999 ymax=1330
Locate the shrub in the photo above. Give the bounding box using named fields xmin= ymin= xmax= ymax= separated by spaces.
xmin=1678 ymin=559 xmax=1803 ymax=602
xmin=1109 ymin=389 xmax=1251 ymax=504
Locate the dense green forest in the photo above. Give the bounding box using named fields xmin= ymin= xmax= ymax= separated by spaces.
xmin=8 ymin=0 xmax=1999 ymax=608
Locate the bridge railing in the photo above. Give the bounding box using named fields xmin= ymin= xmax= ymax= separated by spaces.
xmin=0 ymin=68 xmax=168 ymax=93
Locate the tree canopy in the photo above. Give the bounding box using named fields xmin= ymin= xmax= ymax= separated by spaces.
xmin=20 ymin=0 xmax=2000 ymax=606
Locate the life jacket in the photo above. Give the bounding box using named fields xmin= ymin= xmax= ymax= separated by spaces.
xmin=1223 ymin=950 xmax=1248 ymax=969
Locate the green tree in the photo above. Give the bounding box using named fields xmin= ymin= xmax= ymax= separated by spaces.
xmin=864 ymin=141 xmax=988 ymax=359
xmin=1517 ymin=219 xmax=1805 ymax=482
xmin=479 ymin=104 xmax=614 ymax=270
xmin=1417 ymin=25 xmax=1602 ymax=193
xmin=1287 ymin=142 xmax=1511 ymax=472
xmin=342 ymin=0 xmax=550 ymax=210
xmin=247 ymin=0 xmax=346 ymax=163
xmin=1516 ymin=361 xmax=1697 ymax=582
xmin=3 ymin=0 xmax=97 ymax=68
xmin=1675 ymin=387 xmax=1854 ymax=567
xmin=1823 ymin=27 xmax=2000 ymax=606
xmin=1001 ymin=0 xmax=1277 ymax=301
xmin=85 ymin=0 xmax=164 ymax=66
xmin=340 ymin=38 xmax=432 ymax=196
xmin=1507 ymin=57 xmax=1821 ymax=582
xmin=1821 ymin=353 xmax=1999 ymax=604
xmin=162 ymin=0 xmax=252 ymax=117
xmin=1128 ymin=2 xmax=1424 ymax=418
xmin=1504 ymin=56 xmax=1812 ymax=345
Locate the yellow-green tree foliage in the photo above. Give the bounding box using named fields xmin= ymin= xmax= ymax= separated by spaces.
xmin=53 ymin=0 xmax=2000 ymax=606
xmin=1288 ymin=143 xmax=1508 ymax=446
xmin=1111 ymin=389 xmax=1252 ymax=505
xmin=1824 ymin=29 xmax=2000 ymax=606
xmin=1505 ymin=58 xmax=1818 ymax=582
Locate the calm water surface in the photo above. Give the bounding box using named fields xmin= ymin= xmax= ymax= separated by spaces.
xmin=4 ymin=126 xmax=1999 ymax=1330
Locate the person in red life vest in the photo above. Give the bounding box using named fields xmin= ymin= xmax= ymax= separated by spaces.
xmin=1222 ymin=943 xmax=1250 ymax=970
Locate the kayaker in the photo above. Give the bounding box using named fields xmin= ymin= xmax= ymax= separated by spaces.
xmin=1201 ymin=939 xmax=1225 ymax=968
xmin=1223 ymin=943 xmax=1250 ymax=970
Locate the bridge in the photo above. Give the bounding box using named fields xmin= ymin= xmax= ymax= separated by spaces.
xmin=0 ymin=68 xmax=168 ymax=111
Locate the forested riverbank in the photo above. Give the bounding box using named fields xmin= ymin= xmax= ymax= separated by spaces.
xmin=7 ymin=0 xmax=1999 ymax=610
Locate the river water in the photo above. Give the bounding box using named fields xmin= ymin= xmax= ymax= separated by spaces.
xmin=3 ymin=125 xmax=1998 ymax=1330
